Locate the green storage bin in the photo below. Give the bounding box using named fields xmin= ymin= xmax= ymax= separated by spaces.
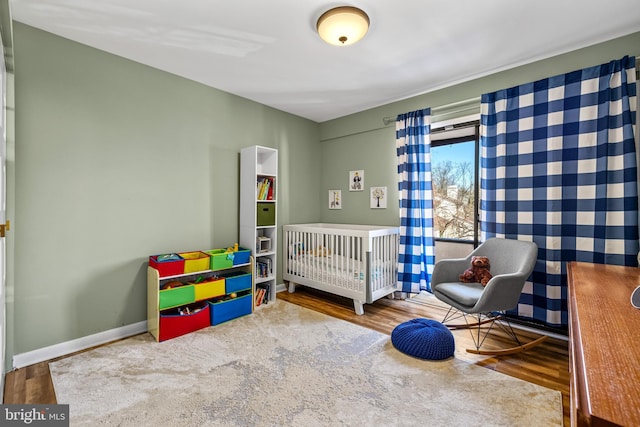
xmin=206 ymin=249 xmax=234 ymax=270
xmin=257 ymin=202 xmax=275 ymax=226
xmin=159 ymin=285 xmax=195 ymax=310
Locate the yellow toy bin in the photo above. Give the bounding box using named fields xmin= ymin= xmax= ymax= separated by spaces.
xmin=178 ymin=251 xmax=210 ymax=273
xmin=192 ymin=277 xmax=225 ymax=301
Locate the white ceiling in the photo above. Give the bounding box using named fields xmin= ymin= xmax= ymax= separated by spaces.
xmin=10 ymin=0 xmax=640 ymax=123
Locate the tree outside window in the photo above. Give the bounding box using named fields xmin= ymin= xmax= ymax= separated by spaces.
xmin=431 ymin=139 xmax=477 ymax=241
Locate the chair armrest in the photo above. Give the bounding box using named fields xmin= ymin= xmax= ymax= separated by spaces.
xmin=431 ymin=258 xmax=471 ymax=286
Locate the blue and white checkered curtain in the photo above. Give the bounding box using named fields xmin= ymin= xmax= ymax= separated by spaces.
xmin=480 ymin=55 xmax=638 ymax=327
xmin=396 ymin=108 xmax=435 ymax=293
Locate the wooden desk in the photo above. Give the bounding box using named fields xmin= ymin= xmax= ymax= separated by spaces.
xmin=567 ymin=261 xmax=640 ymax=427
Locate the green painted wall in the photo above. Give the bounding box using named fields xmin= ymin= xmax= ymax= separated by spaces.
xmin=318 ymin=32 xmax=640 ymax=226
xmin=320 ymin=129 xmax=399 ymax=225
xmin=9 ymin=23 xmax=320 ymax=359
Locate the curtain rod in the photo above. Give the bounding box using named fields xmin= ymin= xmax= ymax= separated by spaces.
xmin=383 ymin=58 xmax=640 ymax=126
xmin=382 ymin=96 xmax=481 ymax=126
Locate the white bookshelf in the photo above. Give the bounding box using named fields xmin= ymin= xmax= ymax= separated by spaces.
xmin=240 ymin=146 xmax=277 ymax=305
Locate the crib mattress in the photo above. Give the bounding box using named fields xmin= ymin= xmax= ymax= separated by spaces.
xmin=287 ymin=254 xmax=364 ymax=281
xmin=287 ymin=254 xmax=392 ymax=282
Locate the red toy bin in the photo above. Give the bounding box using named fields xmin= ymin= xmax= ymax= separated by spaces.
xmin=158 ymin=303 xmax=210 ymax=342
xmin=149 ymin=254 xmax=185 ymax=277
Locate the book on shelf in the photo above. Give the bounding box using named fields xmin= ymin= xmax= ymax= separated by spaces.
xmin=255 ymin=283 xmax=270 ymax=306
xmin=256 ymin=177 xmax=275 ymax=201
xmin=266 ymin=181 xmax=274 ymax=200
xmin=260 ymin=178 xmax=269 ymax=200
xmin=256 ymin=258 xmax=273 ymax=278
xmin=255 ymin=287 xmax=266 ymax=306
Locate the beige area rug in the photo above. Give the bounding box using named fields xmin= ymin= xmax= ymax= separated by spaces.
xmin=49 ymin=300 xmax=562 ymax=426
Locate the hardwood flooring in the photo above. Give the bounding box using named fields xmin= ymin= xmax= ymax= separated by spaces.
xmin=3 ymin=287 xmax=570 ymax=426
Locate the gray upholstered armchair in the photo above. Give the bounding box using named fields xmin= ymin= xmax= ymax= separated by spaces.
xmin=431 ymin=237 xmax=544 ymax=355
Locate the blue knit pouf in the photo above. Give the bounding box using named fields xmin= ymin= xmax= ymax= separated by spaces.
xmin=391 ymin=318 xmax=455 ymax=360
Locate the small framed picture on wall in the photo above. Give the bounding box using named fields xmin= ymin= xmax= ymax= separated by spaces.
xmin=370 ymin=186 xmax=387 ymax=209
xmin=329 ymin=190 xmax=341 ymax=209
xmin=349 ymin=170 xmax=364 ymax=191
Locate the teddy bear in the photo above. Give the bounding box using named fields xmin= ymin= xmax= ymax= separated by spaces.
xmin=459 ymin=256 xmax=493 ymax=286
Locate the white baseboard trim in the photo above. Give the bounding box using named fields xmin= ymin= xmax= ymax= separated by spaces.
xmin=12 ymin=321 xmax=148 ymax=369
xmin=508 ymin=320 xmax=568 ymax=341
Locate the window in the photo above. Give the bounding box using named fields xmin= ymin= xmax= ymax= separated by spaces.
xmin=430 ymin=120 xmax=479 ymax=243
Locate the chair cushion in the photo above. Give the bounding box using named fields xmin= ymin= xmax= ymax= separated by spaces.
xmin=391 ymin=318 xmax=455 ymax=360
xmin=435 ymin=282 xmax=484 ymax=308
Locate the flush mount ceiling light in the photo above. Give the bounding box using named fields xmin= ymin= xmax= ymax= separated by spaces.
xmin=316 ymin=6 xmax=370 ymax=46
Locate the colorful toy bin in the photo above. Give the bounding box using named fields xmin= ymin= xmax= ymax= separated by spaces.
xmin=149 ymin=253 xmax=185 ymax=277
xmin=178 ymin=251 xmax=211 ymax=273
xmin=219 ymin=271 xmax=252 ymax=294
xmin=159 ymin=303 xmax=210 ymax=342
xmin=159 ymin=281 xmax=195 ymax=310
xmin=205 ymin=247 xmax=251 ymax=270
xmin=191 ymin=276 xmax=225 ymax=301
xmin=208 ymin=291 xmax=252 ymax=325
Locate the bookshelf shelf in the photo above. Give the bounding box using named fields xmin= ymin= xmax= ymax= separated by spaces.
xmin=240 ymin=146 xmax=278 ymax=304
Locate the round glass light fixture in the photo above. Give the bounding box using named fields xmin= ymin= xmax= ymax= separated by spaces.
xmin=316 ymin=6 xmax=370 ymax=46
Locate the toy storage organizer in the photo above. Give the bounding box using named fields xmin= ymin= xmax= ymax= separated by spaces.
xmin=147 ymin=248 xmax=253 ymax=342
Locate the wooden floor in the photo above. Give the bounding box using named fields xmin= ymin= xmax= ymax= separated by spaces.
xmin=3 ymin=287 xmax=571 ymax=426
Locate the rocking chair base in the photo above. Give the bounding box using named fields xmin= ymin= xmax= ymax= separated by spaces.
xmin=441 ymin=308 xmax=548 ymax=356
xmin=445 ymin=317 xmax=495 ymax=330
xmin=466 ymin=335 xmax=548 ymax=356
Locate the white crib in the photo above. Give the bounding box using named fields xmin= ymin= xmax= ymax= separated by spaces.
xmin=283 ymin=223 xmax=400 ymax=315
